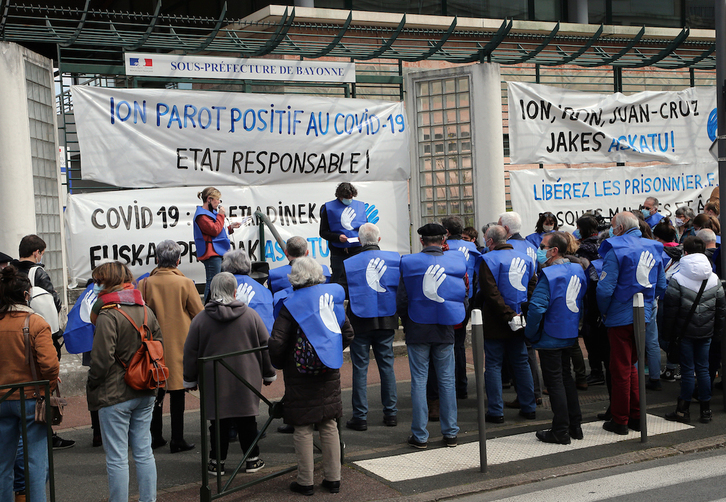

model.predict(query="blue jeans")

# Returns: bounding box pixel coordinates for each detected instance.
[679,337,711,402]
[407,343,459,442]
[0,400,48,502]
[349,329,397,420]
[202,256,222,303]
[645,303,661,379]
[484,337,536,416]
[98,396,157,502]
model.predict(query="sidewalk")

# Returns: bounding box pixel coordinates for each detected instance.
[50,345,726,501]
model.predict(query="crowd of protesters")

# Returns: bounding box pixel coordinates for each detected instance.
[3,184,725,500]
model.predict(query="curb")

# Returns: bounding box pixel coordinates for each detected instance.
[379,435,726,502]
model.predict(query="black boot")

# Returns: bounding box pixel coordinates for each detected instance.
[151,390,166,448]
[700,400,712,423]
[664,398,690,423]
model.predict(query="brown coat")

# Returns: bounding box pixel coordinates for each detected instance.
[268,306,354,426]
[183,300,276,420]
[87,304,163,411]
[139,268,204,390]
[0,306,59,399]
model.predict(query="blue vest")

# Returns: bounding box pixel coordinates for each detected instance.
[445,239,481,298]
[542,263,587,339]
[599,234,664,303]
[645,212,664,228]
[193,206,230,258]
[344,249,400,318]
[400,252,466,325]
[273,286,293,319]
[508,238,538,267]
[482,249,535,314]
[284,284,346,369]
[233,274,274,333]
[525,231,552,249]
[325,199,367,249]
[268,263,330,294]
[591,258,604,277]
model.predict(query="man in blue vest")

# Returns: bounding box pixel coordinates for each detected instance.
[476,225,538,423]
[343,223,400,431]
[442,216,480,401]
[641,197,665,229]
[497,212,543,406]
[319,182,366,286]
[397,223,466,449]
[268,236,331,295]
[525,231,587,444]
[597,211,666,435]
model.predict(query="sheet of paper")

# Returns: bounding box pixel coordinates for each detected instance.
[347,237,359,243]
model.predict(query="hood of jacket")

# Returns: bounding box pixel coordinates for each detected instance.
[678,253,714,282]
[204,299,247,322]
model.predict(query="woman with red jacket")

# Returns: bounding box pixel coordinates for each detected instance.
[193,187,241,302]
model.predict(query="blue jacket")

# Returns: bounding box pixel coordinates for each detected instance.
[525,260,586,349]
[596,228,666,326]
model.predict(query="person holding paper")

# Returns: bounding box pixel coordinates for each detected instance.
[319,182,366,286]
[193,187,241,303]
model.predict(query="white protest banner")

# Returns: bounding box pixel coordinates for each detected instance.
[125,52,356,83]
[509,163,718,233]
[72,86,410,188]
[507,82,716,165]
[64,181,409,285]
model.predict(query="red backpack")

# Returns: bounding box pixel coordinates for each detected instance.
[113,306,169,390]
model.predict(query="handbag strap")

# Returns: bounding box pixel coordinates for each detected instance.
[23,313,44,399]
[113,306,150,369]
[681,279,709,331]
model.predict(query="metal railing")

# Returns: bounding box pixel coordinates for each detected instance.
[0,381,56,502]
[197,346,290,501]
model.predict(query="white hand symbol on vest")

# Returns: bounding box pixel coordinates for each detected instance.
[80,289,98,323]
[423,264,447,303]
[566,275,581,313]
[236,283,256,305]
[636,250,655,288]
[527,247,537,262]
[457,246,470,261]
[508,257,527,292]
[341,207,356,231]
[320,293,341,333]
[366,258,387,293]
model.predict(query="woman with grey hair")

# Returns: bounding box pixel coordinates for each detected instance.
[675,206,696,243]
[268,257,354,496]
[184,272,277,476]
[221,249,274,333]
[139,240,204,452]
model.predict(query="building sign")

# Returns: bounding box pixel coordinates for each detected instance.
[125,52,356,83]
[72,86,410,188]
[507,82,716,165]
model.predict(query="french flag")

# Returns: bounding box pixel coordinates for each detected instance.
[129,58,153,67]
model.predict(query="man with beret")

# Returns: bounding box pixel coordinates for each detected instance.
[397,223,467,449]
[0,252,12,269]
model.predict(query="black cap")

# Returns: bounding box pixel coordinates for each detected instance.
[0,252,12,264]
[417,223,447,237]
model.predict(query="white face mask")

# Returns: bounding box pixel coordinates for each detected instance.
[543,224,555,232]
[674,218,686,227]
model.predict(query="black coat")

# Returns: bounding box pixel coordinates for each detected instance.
[268,305,354,425]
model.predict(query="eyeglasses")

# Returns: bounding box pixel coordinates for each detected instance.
[539,244,550,250]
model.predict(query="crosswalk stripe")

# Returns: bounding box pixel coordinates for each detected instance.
[354,414,692,482]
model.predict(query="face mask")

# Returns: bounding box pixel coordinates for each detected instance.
[536,248,548,265]
[93,283,104,295]
[674,218,686,227]
[543,224,555,232]
[341,198,352,206]
[608,226,615,238]
[573,229,582,240]
[641,209,651,219]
